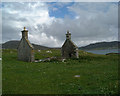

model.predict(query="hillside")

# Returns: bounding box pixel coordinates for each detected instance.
[79,41,120,50]
[2,40,50,50]
[1,40,120,50]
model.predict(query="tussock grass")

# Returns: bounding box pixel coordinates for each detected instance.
[2,49,119,94]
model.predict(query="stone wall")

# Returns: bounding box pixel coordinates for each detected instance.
[62,39,79,58]
[18,38,34,62]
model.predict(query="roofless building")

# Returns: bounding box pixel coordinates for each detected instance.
[61,30,79,58]
[17,27,34,62]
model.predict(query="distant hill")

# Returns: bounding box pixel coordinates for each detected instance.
[1,40,120,50]
[1,40,50,50]
[79,41,120,50]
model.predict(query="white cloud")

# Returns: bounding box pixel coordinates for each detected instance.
[2,2,118,47]
[43,2,118,47]
[2,2,56,46]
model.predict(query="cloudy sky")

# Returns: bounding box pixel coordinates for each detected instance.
[1,2,118,47]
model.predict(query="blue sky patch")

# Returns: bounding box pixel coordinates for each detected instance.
[48,2,76,19]
[0,2,4,8]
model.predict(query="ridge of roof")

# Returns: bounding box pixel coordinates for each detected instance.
[62,39,78,48]
[25,38,34,49]
[69,39,78,48]
[18,37,34,49]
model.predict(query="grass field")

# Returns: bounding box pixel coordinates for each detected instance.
[2,49,119,94]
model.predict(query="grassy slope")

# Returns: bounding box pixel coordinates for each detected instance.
[2,49,119,94]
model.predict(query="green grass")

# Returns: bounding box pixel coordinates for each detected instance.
[2,49,119,94]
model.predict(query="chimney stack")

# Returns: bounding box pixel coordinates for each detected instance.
[66,30,71,40]
[21,27,28,39]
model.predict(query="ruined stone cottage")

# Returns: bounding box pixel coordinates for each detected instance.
[61,31,79,58]
[17,27,34,62]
